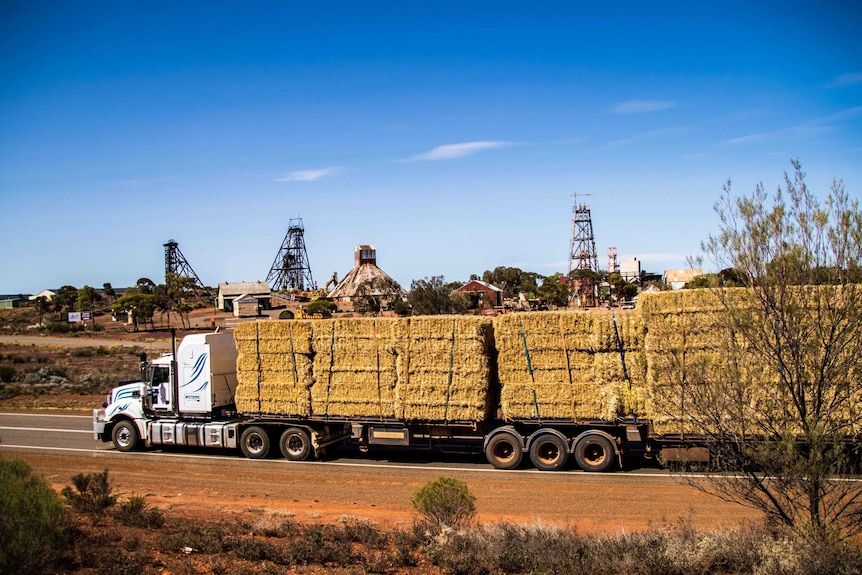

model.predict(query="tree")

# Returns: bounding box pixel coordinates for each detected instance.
[102,282,116,304]
[76,285,99,312]
[682,160,862,540]
[33,296,49,324]
[51,285,78,314]
[481,266,540,299]
[153,273,198,329]
[135,278,156,295]
[113,294,156,332]
[536,273,571,308]
[408,276,457,315]
[353,277,404,315]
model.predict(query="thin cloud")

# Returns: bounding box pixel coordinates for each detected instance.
[607,126,688,148]
[404,141,511,161]
[828,73,862,88]
[720,107,861,146]
[275,167,345,182]
[610,100,677,114]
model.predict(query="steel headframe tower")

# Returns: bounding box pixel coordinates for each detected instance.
[567,195,599,307]
[163,240,211,296]
[267,217,315,291]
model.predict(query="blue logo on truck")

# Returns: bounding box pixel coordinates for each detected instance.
[181,353,209,393]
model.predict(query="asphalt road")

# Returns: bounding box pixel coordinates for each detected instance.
[0,411,764,531]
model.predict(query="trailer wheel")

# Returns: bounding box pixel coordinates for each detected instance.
[574,433,616,472]
[529,433,569,471]
[240,426,270,459]
[485,430,523,470]
[112,420,139,452]
[279,427,312,461]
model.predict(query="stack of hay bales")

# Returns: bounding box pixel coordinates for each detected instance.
[493,310,645,421]
[235,316,495,422]
[234,321,313,416]
[310,318,398,419]
[592,312,649,418]
[395,316,495,422]
[639,289,750,434]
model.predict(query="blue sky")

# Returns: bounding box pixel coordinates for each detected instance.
[1,1,860,294]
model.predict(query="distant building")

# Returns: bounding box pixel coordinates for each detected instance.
[29,289,56,301]
[664,269,705,290]
[327,245,405,301]
[0,295,28,309]
[455,280,503,310]
[232,294,263,318]
[619,257,641,283]
[218,281,272,312]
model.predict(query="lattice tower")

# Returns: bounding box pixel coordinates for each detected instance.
[567,195,599,306]
[267,218,315,291]
[163,240,211,296]
[608,246,618,274]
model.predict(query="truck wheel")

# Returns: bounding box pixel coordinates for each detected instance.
[529,433,569,471]
[485,430,523,470]
[574,434,616,472]
[240,426,270,459]
[279,427,312,461]
[112,420,139,452]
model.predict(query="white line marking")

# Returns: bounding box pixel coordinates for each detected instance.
[0,413,92,419]
[0,444,677,477]
[0,426,92,434]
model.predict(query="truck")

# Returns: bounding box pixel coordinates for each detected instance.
[93,325,703,472]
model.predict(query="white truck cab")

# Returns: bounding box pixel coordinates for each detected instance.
[94,331,239,451]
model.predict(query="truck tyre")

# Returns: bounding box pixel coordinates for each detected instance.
[485,430,523,470]
[279,427,312,461]
[529,432,569,471]
[240,426,271,459]
[112,420,139,452]
[574,433,616,472]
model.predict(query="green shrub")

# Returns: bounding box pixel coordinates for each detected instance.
[161,519,228,554]
[115,494,164,528]
[411,476,476,530]
[278,310,295,320]
[61,469,117,516]
[0,365,15,383]
[306,299,336,316]
[0,456,69,574]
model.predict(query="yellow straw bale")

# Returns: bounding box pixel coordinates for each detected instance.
[311,319,398,418]
[494,311,642,420]
[234,320,315,416]
[395,316,495,422]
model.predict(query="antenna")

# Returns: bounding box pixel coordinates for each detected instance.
[266,217,315,291]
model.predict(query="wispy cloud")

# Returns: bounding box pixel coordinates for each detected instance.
[275,167,345,182]
[610,100,676,114]
[403,141,512,161]
[828,73,862,88]
[720,106,862,146]
[607,126,688,148]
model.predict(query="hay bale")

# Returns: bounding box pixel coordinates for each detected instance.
[311,319,398,418]
[395,316,496,421]
[234,321,314,416]
[494,311,645,420]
